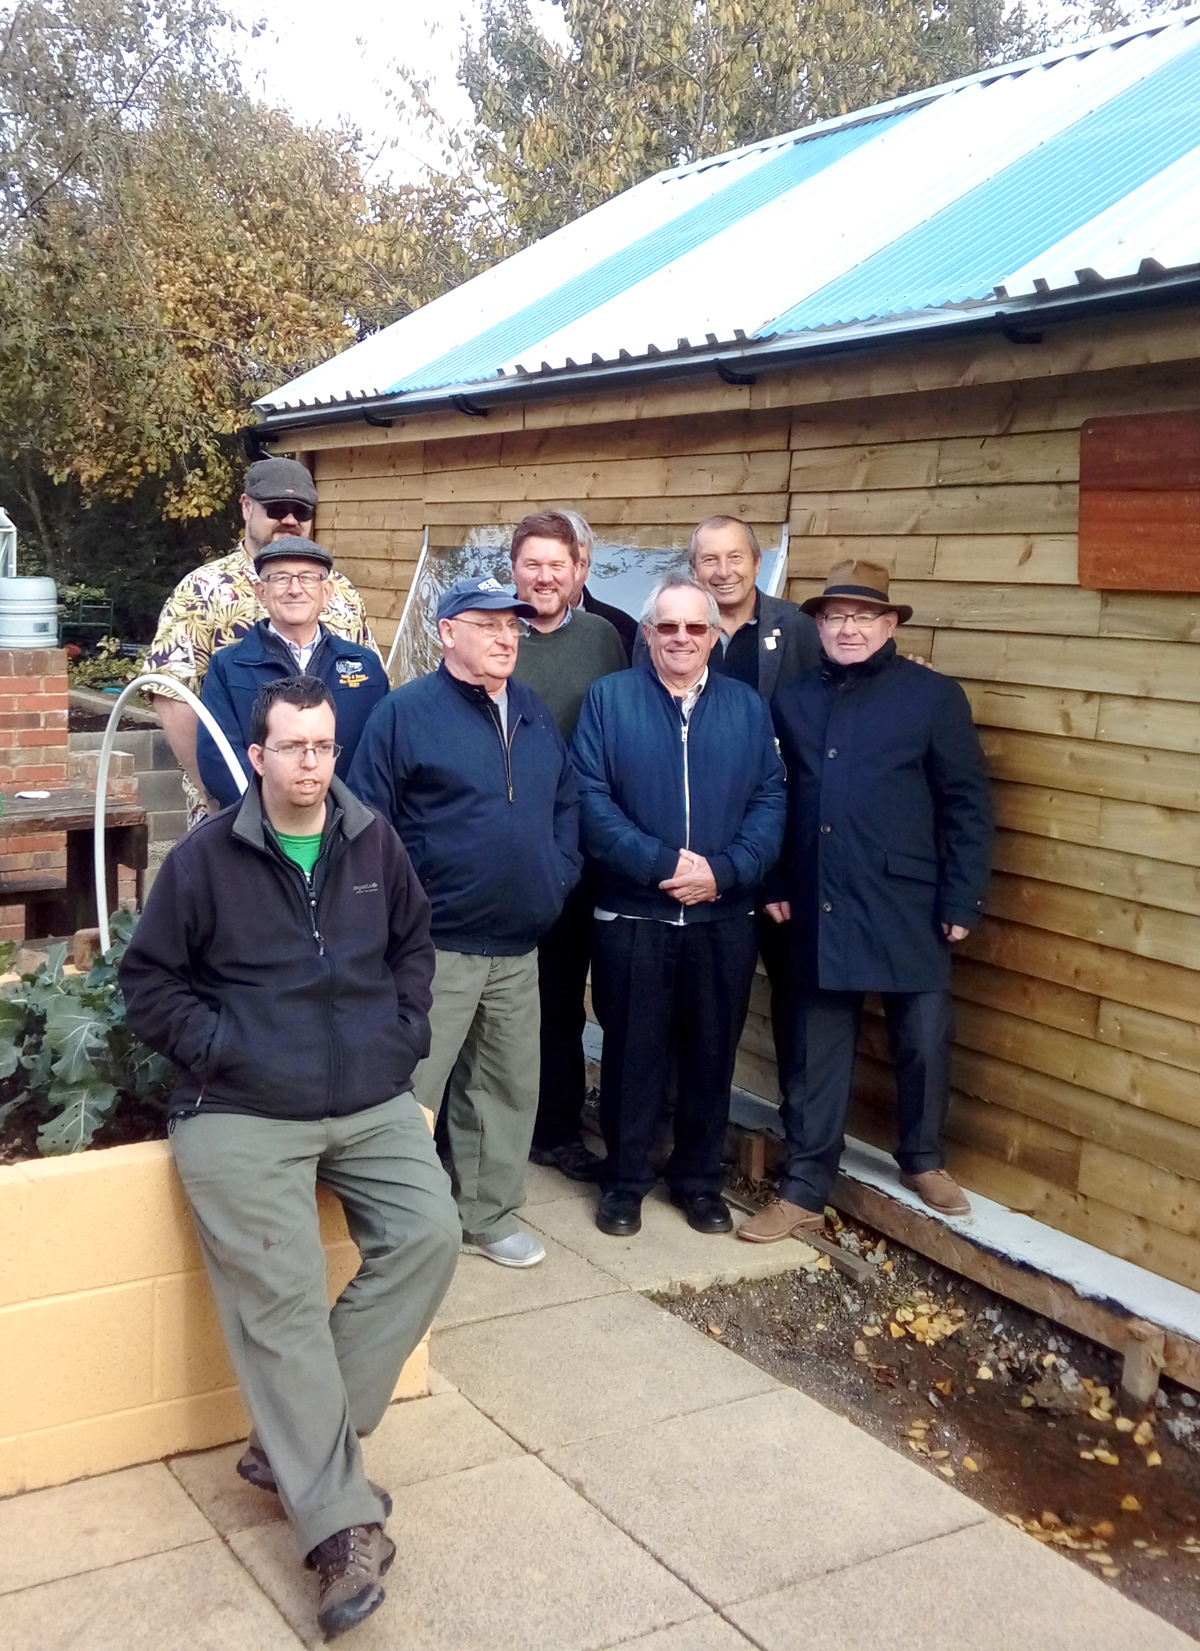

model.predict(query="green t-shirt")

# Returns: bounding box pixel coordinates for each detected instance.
[276,830,323,879]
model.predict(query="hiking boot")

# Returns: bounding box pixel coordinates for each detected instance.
[309,1524,395,1641]
[901,1169,971,1216]
[236,1445,392,1520]
[529,1138,604,1182]
[461,1227,546,1267]
[736,1197,827,1244]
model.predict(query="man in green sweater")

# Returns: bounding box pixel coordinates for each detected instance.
[511,510,628,1179]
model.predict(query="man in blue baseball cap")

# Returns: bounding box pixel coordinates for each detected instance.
[348,577,581,1267]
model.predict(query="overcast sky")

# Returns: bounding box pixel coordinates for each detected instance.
[222,0,568,182]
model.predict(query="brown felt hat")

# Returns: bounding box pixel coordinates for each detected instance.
[800,558,912,624]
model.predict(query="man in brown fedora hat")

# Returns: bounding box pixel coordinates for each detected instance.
[738,559,993,1240]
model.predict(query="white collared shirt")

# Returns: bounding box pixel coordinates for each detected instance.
[269,622,321,672]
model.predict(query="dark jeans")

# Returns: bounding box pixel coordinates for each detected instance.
[590,913,758,1198]
[778,987,954,1211]
[533,879,593,1149]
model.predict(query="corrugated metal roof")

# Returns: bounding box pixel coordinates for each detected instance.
[258,9,1200,420]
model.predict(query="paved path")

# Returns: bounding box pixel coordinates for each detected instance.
[0,1163,1192,1649]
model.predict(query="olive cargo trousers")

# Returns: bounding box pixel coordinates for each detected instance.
[170,1094,460,1555]
[412,948,540,1243]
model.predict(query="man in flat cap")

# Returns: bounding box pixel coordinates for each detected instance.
[349,577,581,1268]
[146,457,377,825]
[198,536,388,808]
[739,560,993,1241]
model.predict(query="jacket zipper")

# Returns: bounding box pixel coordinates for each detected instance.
[677,701,692,927]
[487,701,520,803]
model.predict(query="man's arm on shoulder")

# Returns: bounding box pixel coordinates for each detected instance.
[570,683,677,887]
[118,850,219,1076]
[929,680,994,932]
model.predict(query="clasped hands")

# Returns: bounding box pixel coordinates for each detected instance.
[659,849,718,906]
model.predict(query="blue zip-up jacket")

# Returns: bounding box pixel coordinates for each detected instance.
[198,621,388,807]
[570,664,785,923]
[347,665,581,956]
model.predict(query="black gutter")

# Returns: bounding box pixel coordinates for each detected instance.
[246,268,1200,446]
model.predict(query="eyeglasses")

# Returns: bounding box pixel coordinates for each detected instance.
[263,741,341,760]
[263,501,315,522]
[451,616,530,638]
[260,570,327,589]
[652,621,712,637]
[821,611,889,629]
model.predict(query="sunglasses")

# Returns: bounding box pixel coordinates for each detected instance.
[652,620,711,637]
[263,500,316,523]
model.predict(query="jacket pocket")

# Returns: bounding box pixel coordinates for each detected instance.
[200,1008,228,1080]
[885,851,940,885]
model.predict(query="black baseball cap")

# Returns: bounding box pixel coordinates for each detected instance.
[437,577,536,623]
[253,536,333,576]
[244,457,318,507]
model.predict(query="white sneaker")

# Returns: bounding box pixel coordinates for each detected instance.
[461,1228,546,1268]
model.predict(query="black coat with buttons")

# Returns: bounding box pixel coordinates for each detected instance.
[770,640,993,993]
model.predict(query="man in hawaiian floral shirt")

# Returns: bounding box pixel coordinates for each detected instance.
[145,457,378,826]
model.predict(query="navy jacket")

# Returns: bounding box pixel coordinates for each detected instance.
[771,640,994,993]
[570,665,785,923]
[347,665,581,956]
[634,591,818,702]
[119,778,434,1120]
[198,621,388,807]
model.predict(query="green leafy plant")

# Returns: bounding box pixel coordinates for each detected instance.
[0,911,175,1154]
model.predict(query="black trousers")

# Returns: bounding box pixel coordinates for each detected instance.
[591,913,758,1198]
[532,879,594,1149]
[779,988,954,1211]
[755,906,792,1094]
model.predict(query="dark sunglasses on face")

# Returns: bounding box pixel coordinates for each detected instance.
[263,501,316,523]
[653,620,711,637]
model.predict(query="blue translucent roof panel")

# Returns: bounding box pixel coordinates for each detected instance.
[768,34,1200,332]
[386,113,910,394]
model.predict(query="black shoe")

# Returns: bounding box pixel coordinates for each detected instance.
[596,1190,642,1236]
[670,1190,734,1234]
[529,1138,604,1182]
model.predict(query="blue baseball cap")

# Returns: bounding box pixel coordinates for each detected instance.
[437,576,536,623]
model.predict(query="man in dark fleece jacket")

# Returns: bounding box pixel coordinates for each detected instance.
[348,576,581,1271]
[120,676,460,1643]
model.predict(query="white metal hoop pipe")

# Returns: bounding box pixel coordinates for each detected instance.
[92,673,248,954]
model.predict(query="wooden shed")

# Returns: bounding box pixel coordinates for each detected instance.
[254,17,1200,1298]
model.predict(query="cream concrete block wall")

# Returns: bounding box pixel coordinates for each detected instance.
[0,1140,430,1497]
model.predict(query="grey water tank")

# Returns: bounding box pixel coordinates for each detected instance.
[0,577,59,647]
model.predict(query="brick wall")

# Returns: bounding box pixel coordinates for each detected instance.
[0,649,70,943]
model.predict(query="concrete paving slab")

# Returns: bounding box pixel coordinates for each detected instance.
[168,1442,284,1540]
[169,1393,520,1537]
[605,1616,758,1649]
[1,1537,304,1650]
[426,1366,457,1394]
[521,1160,597,1206]
[544,1387,985,1608]
[726,1518,1196,1651]
[434,1230,624,1331]
[433,1292,778,1450]
[0,1461,215,1594]
[525,1188,820,1295]
[361,1389,523,1487]
[231,1454,706,1651]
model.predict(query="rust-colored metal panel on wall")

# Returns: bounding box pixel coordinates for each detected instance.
[1079,411,1200,592]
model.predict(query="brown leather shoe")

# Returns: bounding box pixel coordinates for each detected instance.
[901,1169,971,1216]
[309,1523,395,1641]
[736,1197,826,1244]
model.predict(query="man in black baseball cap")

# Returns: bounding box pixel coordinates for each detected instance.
[349,575,581,1269]
[144,458,377,829]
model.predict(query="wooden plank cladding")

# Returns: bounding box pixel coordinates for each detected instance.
[1079,411,1200,593]
[296,307,1200,1294]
